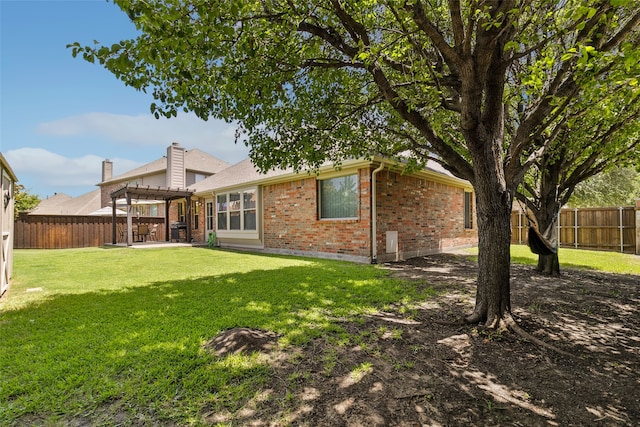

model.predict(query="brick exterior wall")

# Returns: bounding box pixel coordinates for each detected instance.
[208,165,477,263]
[166,199,209,243]
[262,168,372,262]
[100,182,125,208]
[375,170,478,262]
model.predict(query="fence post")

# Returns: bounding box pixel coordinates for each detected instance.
[636,199,640,255]
[574,208,579,249]
[619,207,624,253]
[518,210,523,244]
[557,209,561,248]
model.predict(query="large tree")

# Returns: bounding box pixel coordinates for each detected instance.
[516,73,640,275]
[70,0,640,328]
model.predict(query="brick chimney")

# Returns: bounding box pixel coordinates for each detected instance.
[102,159,113,182]
[166,142,186,188]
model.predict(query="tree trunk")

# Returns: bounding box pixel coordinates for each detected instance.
[534,192,561,276]
[465,184,513,328]
[537,253,559,275]
[529,155,562,276]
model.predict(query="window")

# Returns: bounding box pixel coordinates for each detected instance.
[206,201,214,230]
[464,191,473,229]
[216,194,227,230]
[216,189,258,232]
[178,201,186,223]
[243,190,257,230]
[319,174,358,219]
[193,202,199,230]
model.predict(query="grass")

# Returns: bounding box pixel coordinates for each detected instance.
[2,245,637,425]
[464,244,640,275]
[0,247,431,426]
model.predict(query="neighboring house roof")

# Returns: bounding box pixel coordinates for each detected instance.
[190,157,470,195]
[30,189,101,215]
[100,148,231,186]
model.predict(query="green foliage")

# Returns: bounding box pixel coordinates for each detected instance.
[569,167,640,207]
[13,183,40,216]
[0,247,430,425]
[67,1,640,181]
[68,1,640,321]
[207,231,217,247]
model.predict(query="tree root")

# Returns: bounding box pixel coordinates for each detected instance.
[502,313,574,359]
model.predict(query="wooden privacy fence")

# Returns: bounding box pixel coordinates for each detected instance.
[15,214,166,249]
[512,204,640,254]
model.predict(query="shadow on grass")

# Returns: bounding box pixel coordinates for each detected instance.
[0,262,419,425]
[5,250,638,426]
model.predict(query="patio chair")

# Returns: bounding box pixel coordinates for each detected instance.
[149,224,158,241]
[137,224,149,242]
[117,224,126,243]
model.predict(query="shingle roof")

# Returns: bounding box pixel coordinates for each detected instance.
[100,148,231,185]
[189,158,292,193]
[30,189,101,215]
[190,157,468,195]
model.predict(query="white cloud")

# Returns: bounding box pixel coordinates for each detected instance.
[5,148,141,196]
[36,112,249,163]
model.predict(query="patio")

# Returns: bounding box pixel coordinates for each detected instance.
[109,184,194,246]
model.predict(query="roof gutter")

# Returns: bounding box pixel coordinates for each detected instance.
[371,161,385,264]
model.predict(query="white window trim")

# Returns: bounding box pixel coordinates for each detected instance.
[464,191,474,229]
[215,187,259,239]
[318,173,360,221]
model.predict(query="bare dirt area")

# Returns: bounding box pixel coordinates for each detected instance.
[223,253,640,426]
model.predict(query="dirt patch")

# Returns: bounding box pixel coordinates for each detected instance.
[204,327,279,357]
[226,253,640,426]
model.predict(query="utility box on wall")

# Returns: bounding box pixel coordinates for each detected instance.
[386,230,398,254]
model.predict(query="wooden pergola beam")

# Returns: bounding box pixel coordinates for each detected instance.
[109,184,194,245]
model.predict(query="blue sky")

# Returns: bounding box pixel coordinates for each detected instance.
[1,0,250,198]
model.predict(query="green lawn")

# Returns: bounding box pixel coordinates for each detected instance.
[463,244,640,275]
[1,246,637,425]
[0,247,429,426]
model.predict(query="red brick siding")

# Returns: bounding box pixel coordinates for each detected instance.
[263,169,372,259]
[165,199,209,242]
[376,171,477,260]
[100,183,125,208]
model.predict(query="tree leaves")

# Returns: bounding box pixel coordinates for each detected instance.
[68,0,639,184]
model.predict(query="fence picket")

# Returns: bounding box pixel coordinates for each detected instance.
[14,214,165,249]
[511,206,637,254]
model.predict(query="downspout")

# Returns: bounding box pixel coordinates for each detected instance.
[371,162,385,264]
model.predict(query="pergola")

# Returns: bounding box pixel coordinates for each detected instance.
[110,184,194,246]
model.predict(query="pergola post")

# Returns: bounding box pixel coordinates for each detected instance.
[165,200,171,242]
[109,184,194,245]
[186,195,192,242]
[111,197,117,244]
[126,192,133,246]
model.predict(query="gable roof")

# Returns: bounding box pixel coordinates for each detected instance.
[30,189,101,215]
[190,157,471,195]
[99,148,231,186]
[189,158,292,194]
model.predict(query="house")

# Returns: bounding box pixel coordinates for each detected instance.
[98,142,231,214]
[30,190,102,215]
[29,142,230,219]
[1,153,17,296]
[23,142,477,260]
[187,157,477,263]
